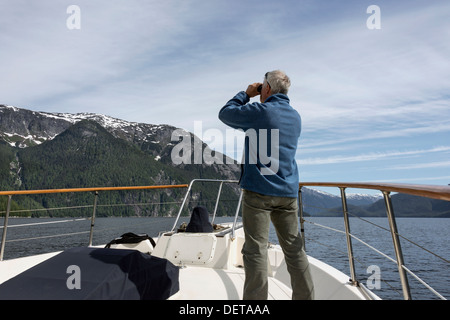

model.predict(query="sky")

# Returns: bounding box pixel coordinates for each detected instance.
[0,0,449,195]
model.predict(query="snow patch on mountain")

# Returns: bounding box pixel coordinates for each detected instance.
[347,193,383,201]
[0,104,169,148]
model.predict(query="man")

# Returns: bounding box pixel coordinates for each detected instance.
[218,70,314,300]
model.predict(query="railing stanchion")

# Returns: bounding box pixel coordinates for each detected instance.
[211,181,224,225]
[171,180,195,232]
[88,191,98,246]
[382,190,412,300]
[171,179,239,232]
[340,187,358,285]
[0,195,12,261]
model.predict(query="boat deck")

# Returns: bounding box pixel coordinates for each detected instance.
[169,266,292,300]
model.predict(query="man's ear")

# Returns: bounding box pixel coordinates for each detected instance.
[260,83,272,102]
[265,84,272,97]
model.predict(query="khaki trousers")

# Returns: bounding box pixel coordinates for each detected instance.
[241,189,315,300]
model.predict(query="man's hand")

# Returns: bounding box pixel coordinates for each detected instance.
[246,82,263,98]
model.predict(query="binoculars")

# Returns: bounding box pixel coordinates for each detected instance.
[257,84,262,93]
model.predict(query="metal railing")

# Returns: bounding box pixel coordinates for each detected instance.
[298,182,450,300]
[169,179,242,238]
[1,180,449,300]
[0,180,243,260]
[0,184,188,260]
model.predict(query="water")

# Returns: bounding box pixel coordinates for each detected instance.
[1,216,449,300]
[296,217,450,300]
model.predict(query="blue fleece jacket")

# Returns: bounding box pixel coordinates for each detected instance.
[219,91,301,198]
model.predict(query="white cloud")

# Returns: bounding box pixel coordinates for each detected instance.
[388,161,450,170]
[299,146,450,166]
[371,175,450,183]
[2,1,449,132]
[282,3,450,143]
[300,118,450,150]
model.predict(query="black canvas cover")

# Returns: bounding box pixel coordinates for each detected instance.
[0,247,179,300]
[186,206,214,233]
[105,232,156,248]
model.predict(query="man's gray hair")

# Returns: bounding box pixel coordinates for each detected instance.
[265,70,291,95]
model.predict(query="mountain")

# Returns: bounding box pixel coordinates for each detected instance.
[299,187,383,215]
[0,105,71,148]
[304,190,450,218]
[0,104,241,217]
[365,193,450,218]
